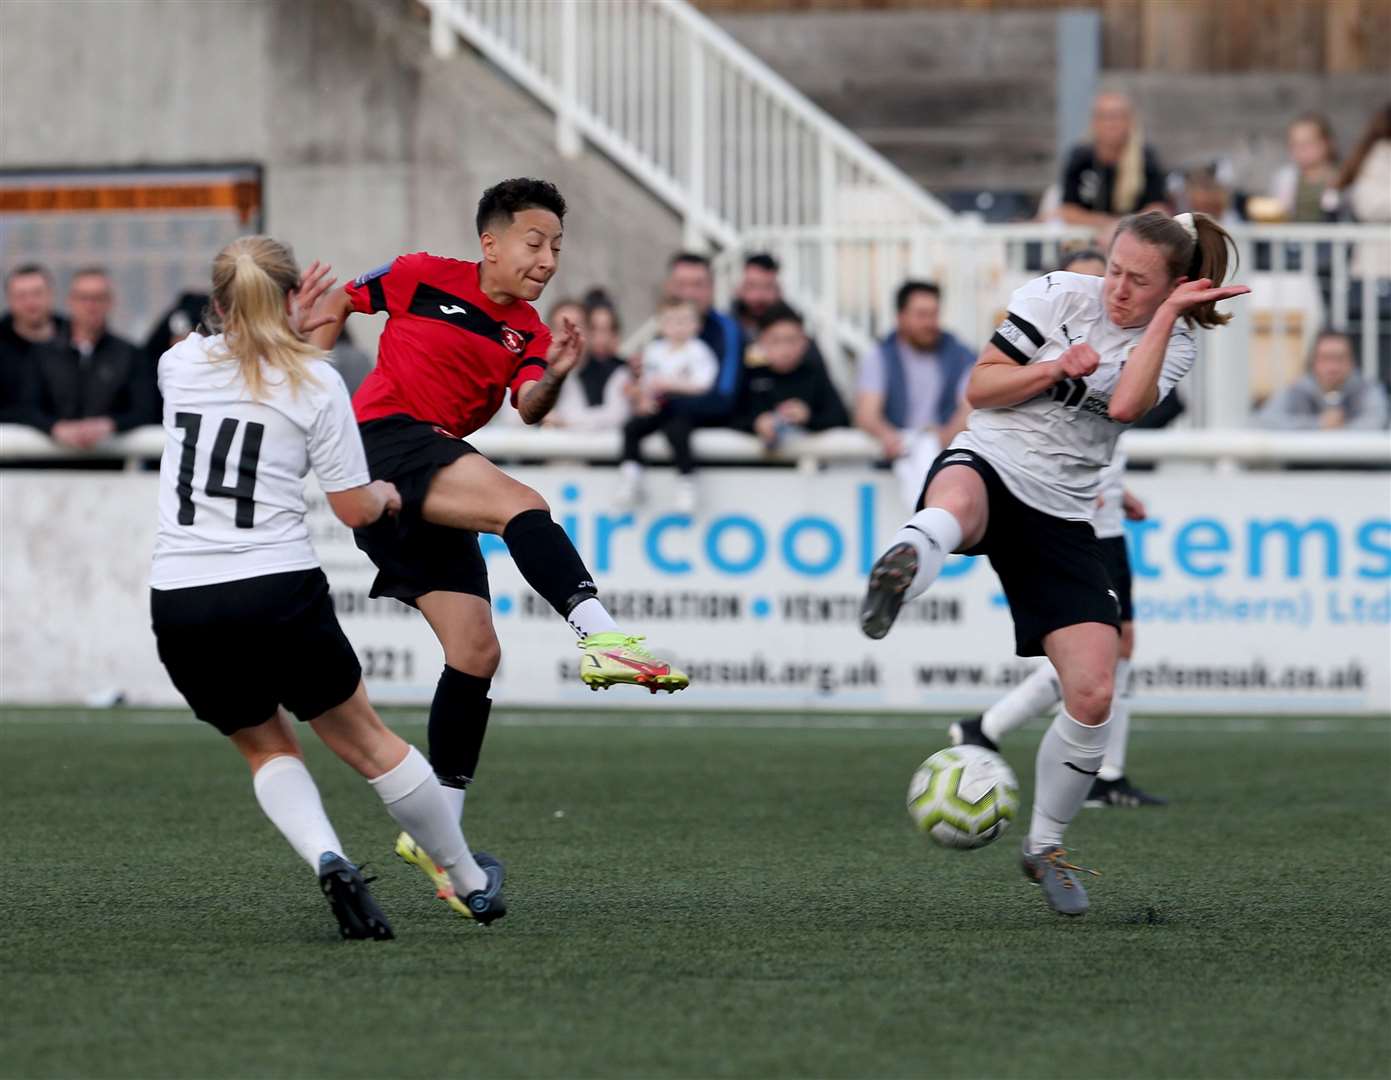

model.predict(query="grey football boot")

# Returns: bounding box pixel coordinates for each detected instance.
[860,542,919,639]
[1020,845,1100,917]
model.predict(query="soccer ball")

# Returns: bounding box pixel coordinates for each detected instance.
[907,745,1020,849]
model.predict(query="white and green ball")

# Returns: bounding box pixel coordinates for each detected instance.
[907,745,1020,849]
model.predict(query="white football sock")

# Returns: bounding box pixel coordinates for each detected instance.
[440,784,467,823]
[252,755,343,872]
[1026,708,1111,853]
[567,596,620,639]
[369,746,487,895]
[1099,658,1133,782]
[890,507,963,601]
[981,662,1062,744]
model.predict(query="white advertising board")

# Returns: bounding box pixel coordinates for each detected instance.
[2,467,1387,714]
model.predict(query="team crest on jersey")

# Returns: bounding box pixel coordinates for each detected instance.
[499,325,526,355]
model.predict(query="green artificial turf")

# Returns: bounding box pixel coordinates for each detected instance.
[2,710,1389,1079]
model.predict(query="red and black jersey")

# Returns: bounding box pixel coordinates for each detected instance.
[345,253,550,436]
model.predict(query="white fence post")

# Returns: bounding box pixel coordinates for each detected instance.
[684,30,706,251]
[556,0,581,158]
[428,0,457,59]
[817,136,840,375]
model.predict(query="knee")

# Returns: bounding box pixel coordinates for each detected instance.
[1066,677,1114,726]
[505,486,550,520]
[446,630,501,679]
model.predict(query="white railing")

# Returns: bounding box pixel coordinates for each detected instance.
[422,0,953,260]
[717,221,1391,427]
[3,424,1387,472]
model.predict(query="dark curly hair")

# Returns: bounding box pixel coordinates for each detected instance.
[475,178,567,236]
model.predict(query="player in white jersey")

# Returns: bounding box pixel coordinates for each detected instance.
[948,250,1165,807]
[860,211,1248,915]
[950,450,1168,806]
[150,236,505,939]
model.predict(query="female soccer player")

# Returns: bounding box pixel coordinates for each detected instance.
[150,236,505,940]
[305,179,687,893]
[860,211,1248,916]
[951,249,1164,808]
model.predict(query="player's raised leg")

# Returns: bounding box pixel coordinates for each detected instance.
[423,453,688,693]
[861,463,987,639]
[1019,622,1114,916]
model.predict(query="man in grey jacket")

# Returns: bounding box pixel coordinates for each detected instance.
[1257,330,1389,430]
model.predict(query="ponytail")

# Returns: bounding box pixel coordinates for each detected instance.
[208,235,322,399]
[1112,210,1239,330]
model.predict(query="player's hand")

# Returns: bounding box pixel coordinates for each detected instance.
[289,260,340,336]
[371,480,402,519]
[546,316,585,377]
[1056,343,1100,380]
[1163,278,1251,316]
[1122,488,1147,521]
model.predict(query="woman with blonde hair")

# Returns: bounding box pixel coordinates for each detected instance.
[861,211,1248,916]
[149,236,505,940]
[1060,92,1169,239]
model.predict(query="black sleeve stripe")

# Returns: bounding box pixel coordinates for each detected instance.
[1007,312,1044,348]
[512,357,549,380]
[991,331,1031,365]
[366,275,387,313]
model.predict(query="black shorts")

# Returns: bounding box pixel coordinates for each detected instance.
[1098,535,1134,622]
[355,414,490,605]
[151,569,361,736]
[920,449,1121,656]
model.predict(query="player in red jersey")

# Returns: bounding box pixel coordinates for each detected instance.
[307,179,686,876]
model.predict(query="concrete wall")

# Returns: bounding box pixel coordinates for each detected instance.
[0,0,682,347]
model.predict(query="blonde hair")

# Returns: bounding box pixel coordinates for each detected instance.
[207,235,322,399]
[1112,210,1238,330]
[1113,115,1145,215]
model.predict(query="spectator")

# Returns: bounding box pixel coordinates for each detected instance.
[1060,92,1168,240]
[735,302,848,449]
[617,298,719,513]
[731,253,782,340]
[143,290,208,364]
[662,252,744,426]
[35,267,156,448]
[1270,113,1341,222]
[0,264,65,428]
[545,292,631,430]
[1182,165,1242,227]
[1338,102,1391,224]
[855,280,975,508]
[1256,330,1388,431]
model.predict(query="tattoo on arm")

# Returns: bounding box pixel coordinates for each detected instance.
[518,370,564,424]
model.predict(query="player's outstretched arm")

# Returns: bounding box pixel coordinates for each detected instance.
[305,291,354,352]
[1110,279,1249,422]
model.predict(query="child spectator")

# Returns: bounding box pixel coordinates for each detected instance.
[735,303,848,449]
[617,298,718,513]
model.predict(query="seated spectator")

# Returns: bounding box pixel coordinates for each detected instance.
[735,302,848,449]
[1338,102,1391,224]
[1060,92,1168,242]
[731,253,783,341]
[662,252,744,427]
[35,267,156,448]
[0,264,66,428]
[1256,330,1388,430]
[545,292,631,430]
[1182,165,1242,227]
[855,280,975,508]
[618,298,719,513]
[1270,113,1340,222]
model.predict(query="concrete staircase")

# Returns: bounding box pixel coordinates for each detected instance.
[712,10,1058,203]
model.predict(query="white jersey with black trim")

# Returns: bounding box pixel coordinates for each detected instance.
[150,332,370,590]
[953,271,1195,521]
[1092,451,1127,540]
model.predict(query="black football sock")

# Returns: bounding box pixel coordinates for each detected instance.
[428,666,492,804]
[502,508,614,635]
